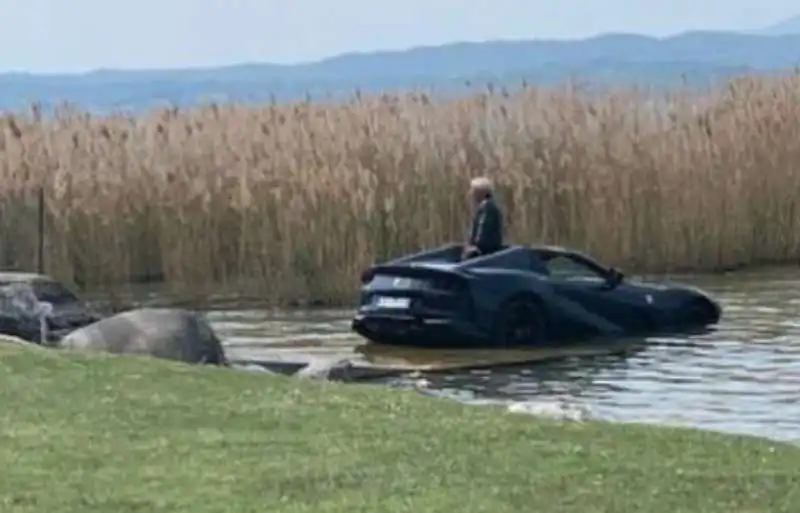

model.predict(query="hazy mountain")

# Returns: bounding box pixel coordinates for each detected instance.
[2,30,800,113]
[757,15,800,35]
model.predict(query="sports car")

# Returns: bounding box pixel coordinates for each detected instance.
[350,243,722,348]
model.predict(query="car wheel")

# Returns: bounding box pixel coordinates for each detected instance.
[494,296,547,347]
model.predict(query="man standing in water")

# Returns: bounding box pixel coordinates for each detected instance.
[463,176,504,260]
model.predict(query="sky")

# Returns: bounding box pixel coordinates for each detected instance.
[0,0,797,73]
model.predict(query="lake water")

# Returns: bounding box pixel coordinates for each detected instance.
[203,268,800,443]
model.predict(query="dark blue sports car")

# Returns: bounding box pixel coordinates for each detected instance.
[351,243,722,348]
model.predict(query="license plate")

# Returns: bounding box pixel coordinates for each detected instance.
[375,296,410,309]
[392,277,412,288]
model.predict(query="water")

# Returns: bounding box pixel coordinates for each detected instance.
[204,268,800,443]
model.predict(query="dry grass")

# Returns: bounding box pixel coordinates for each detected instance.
[1,74,800,306]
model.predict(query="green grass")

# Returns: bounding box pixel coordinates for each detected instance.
[1,343,798,513]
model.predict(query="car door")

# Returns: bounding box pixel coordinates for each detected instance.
[542,254,654,331]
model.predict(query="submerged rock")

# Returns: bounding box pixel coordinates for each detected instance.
[57,308,227,365]
[293,358,357,381]
[231,362,277,374]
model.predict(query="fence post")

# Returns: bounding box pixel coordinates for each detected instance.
[37,186,44,274]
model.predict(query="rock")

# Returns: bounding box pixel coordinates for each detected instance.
[57,308,227,365]
[293,358,357,381]
[0,334,33,346]
[506,400,591,422]
[0,282,51,344]
[230,363,277,374]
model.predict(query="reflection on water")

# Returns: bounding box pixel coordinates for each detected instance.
[203,267,800,442]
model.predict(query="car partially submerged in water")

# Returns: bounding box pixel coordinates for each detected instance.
[351,243,722,348]
[0,272,102,344]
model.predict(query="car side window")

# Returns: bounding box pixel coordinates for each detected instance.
[544,255,606,281]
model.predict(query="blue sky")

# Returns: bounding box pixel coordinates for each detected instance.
[1,0,796,73]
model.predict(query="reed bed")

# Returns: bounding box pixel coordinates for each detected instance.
[1,74,800,305]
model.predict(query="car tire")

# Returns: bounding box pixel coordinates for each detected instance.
[494,295,548,348]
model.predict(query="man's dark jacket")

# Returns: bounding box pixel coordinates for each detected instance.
[469,195,503,255]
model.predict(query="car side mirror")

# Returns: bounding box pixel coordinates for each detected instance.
[606,267,624,288]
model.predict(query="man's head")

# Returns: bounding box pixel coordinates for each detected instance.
[469,176,494,204]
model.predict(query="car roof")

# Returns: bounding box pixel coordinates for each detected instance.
[449,244,613,276]
[528,244,573,255]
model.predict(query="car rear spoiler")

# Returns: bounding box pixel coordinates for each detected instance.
[359,264,468,285]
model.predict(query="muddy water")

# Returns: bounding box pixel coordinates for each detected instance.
[205,268,800,442]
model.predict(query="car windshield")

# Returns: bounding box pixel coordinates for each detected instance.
[542,255,606,281]
[31,280,80,306]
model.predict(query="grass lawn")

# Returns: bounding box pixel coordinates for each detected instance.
[1,343,798,513]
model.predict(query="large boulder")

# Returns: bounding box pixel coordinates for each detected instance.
[57,308,228,365]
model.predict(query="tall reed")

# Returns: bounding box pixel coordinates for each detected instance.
[1,74,799,305]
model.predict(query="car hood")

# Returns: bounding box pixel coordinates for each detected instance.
[634,279,718,301]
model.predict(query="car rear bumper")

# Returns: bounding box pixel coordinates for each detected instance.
[351,312,488,348]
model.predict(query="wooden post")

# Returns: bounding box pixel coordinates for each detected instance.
[37,186,44,274]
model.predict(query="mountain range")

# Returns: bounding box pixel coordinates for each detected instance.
[2,17,800,113]
[757,15,800,35]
